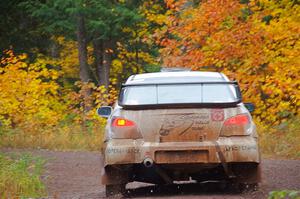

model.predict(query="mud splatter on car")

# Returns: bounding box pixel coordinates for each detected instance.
[98,71,261,197]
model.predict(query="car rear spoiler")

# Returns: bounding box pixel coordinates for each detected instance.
[122,81,240,87]
[119,81,242,110]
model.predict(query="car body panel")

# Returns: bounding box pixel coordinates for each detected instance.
[103,136,260,166]
[103,105,259,166]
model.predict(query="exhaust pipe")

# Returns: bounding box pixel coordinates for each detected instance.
[143,158,173,183]
[143,158,154,168]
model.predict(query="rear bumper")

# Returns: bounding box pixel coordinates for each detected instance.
[103,136,260,166]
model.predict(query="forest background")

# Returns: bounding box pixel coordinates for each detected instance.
[0,0,299,158]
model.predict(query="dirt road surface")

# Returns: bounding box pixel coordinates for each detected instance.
[2,149,300,198]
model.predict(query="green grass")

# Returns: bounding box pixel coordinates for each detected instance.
[268,190,300,199]
[0,153,46,198]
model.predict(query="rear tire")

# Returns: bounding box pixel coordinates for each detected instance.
[228,182,258,193]
[105,184,126,197]
[240,183,259,192]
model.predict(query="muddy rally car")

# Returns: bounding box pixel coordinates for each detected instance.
[98,71,261,196]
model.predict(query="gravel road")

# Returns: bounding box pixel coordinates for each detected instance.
[2,150,300,199]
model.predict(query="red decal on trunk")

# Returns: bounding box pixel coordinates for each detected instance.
[211,109,224,121]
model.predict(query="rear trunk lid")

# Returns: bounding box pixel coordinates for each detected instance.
[119,108,233,142]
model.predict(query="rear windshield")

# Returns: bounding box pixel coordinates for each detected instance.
[120,83,240,106]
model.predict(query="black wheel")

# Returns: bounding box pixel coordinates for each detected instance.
[228,182,259,193]
[105,184,126,197]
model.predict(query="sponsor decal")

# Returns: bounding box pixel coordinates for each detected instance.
[211,109,224,121]
[225,145,257,152]
[107,148,140,154]
[159,113,210,136]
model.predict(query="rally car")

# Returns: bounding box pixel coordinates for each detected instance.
[98,71,261,196]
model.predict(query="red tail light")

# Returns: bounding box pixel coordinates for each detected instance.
[112,118,135,127]
[224,114,249,126]
[221,114,251,136]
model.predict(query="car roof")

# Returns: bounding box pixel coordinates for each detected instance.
[125,71,229,85]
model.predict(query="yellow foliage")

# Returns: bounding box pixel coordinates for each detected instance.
[111,43,158,79]
[45,36,94,80]
[244,0,300,124]
[0,50,66,131]
[0,50,112,150]
[64,81,118,124]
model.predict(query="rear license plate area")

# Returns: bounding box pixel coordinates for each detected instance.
[155,150,208,164]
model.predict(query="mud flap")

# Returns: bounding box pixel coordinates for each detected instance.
[214,141,236,179]
[101,165,130,185]
[231,163,262,183]
[214,141,261,183]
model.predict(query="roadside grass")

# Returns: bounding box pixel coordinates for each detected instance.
[258,117,300,159]
[268,190,300,199]
[0,153,46,198]
[0,123,104,151]
[1,117,299,159]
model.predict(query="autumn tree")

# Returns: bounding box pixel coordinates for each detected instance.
[249,0,300,124]
[160,0,299,125]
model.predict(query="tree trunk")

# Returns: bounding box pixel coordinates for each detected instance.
[50,40,59,58]
[76,14,90,83]
[135,38,140,73]
[101,40,115,89]
[76,13,91,118]
[93,38,103,86]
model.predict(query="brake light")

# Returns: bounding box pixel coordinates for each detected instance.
[112,118,135,127]
[224,114,249,126]
[220,114,251,136]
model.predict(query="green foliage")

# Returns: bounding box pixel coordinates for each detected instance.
[20,0,77,36]
[0,0,51,53]
[144,64,162,73]
[88,0,143,39]
[21,0,143,40]
[18,0,161,87]
[268,190,300,199]
[0,153,46,198]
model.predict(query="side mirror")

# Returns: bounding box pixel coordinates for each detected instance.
[97,106,112,118]
[244,103,255,113]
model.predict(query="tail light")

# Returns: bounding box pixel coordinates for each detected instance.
[220,114,251,136]
[112,118,135,127]
[224,114,249,126]
[110,117,142,139]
